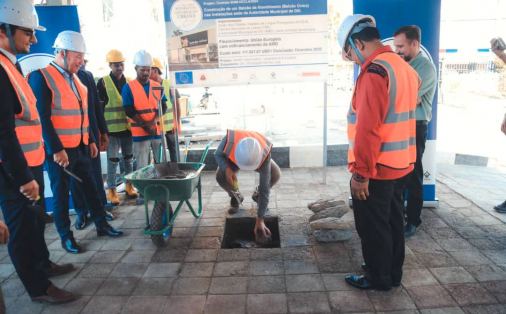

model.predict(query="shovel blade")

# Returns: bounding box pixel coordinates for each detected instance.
[154,162,179,178]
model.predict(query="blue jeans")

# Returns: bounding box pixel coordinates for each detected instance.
[45,144,108,240]
[107,135,134,189]
[72,151,107,216]
[0,165,52,297]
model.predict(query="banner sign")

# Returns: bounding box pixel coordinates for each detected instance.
[163,0,328,87]
[353,0,441,204]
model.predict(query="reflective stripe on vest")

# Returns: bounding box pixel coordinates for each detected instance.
[103,75,131,132]
[162,79,174,130]
[223,129,273,170]
[347,51,418,170]
[129,79,162,137]
[0,54,44,166]
[39,65,89,148]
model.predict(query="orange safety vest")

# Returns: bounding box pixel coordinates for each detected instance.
[223,129,273,170]
[128,79,162,137]
[0,54,44,167]
[38,65,89,148]
[347,51,420,170]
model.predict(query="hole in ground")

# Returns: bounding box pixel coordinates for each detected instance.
[221,217,280,249]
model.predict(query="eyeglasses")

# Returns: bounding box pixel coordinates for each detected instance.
[344,44,353,61]
[17,27,36,40]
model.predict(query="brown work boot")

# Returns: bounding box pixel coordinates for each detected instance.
[43,262,74,278]
[125,182,138,198]
[109,189,120,205]
[30,284,77,305]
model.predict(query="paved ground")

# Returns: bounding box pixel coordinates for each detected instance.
[1,164,506,314]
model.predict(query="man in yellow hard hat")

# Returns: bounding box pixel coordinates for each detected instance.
[150,58,181,162]
[97,49,138,207]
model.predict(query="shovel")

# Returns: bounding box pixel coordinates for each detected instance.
[152,86,179,178]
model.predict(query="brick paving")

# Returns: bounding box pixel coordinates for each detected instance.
[2,164,505,313]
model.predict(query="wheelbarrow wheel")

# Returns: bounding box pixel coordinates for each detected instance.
[150,201,173,247]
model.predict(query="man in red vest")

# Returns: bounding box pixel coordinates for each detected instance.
[214,130,281,237]
[337,14,419,290]
[28,31,123,255]
[0,0,76,304]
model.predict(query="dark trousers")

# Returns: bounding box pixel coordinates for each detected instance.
[0,165,52,297]
[352,175,408,288]
[405,124,428,226]
[45,144,107,240]
[165,132,178,162]
[72,153,107,217]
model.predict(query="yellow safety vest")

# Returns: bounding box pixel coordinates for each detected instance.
[103,75,131,132]
[162,79,174,131]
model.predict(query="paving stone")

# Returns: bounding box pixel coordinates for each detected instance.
[249,248,282,260]
[64,278,104,295]
[415,252,460,268]
[217,249,249,261]
[313,243,348,259]
[121,250,156,263]
[195,227,224,237]
[286,274,325,292]
[481,250,506,264]
[89,250,126,264]
[209,276,248,294]
[0,264,15,279]
[406,285,458,309]
[205,294,246,314]
[199,218,225,227]
[465,265,506,282]
[163,295,206,314]
[247,294,287,314]
[425,227,461,239]
[130,239,158,251]
[132,277,175,295]
[249,261,284,276]
[468,238,505,250]
[109,263,148,278]
[96,277,139,295]
[481,281,506,303]
[461,304,506,314]
[175,218,200,228]
[122,296,168,314]
[406,238,445,254]
[172,227,197,238]
[449,251,494,266]
[185,249,218,262]
[100,238,135,251]
[467,215,504,226]
[248,276,286,294]
[317,258,354,273]
[151,248,188,262]
[286,292,331,314]
[6,294,48,314]
[284,259,319,274]
[445,283,499,306]
[172,277,210,295]
[143,263,181,277]
[367,288,417,312]
[321,273,354,291]
[281,247,315,260]
[213,261,249,277]
[454,227,489,239]
[168,238,194,249]
[436,238,475,252]
[328,290,374,313]
[40,295,91,314]
[180,262,214,277]
[281,234,311,247]
[419,308,465,314]
[402,268,439,287]
[81,296,129,314]
[78,263,115,278]
[429,267,476,284]
[191,237,221,249]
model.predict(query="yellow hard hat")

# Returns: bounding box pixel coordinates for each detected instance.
[152,58,164,71]
[106,49,126,63]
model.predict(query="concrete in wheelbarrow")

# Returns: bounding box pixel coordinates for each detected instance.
[2,164,506,314]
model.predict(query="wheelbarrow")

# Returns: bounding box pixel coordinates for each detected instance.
[123,142,213,247]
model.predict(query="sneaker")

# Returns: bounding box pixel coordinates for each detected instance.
[136,194,145,205]
[493,200,506,214]
[227,196,243,214]
[404,223,419,238]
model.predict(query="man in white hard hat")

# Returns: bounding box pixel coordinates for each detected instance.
[0,0,77,304]
[393,25,437,237]
[337,14,419,290]
[122,50,167,205]
[97,49,138,207]
[214,129,281,237]
[28,31,123,255]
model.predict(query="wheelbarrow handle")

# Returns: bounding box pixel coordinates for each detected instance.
[200,141,214,163]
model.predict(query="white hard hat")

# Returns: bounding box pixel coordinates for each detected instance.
[235,137,263,171]
[53,31,86,53]
[133,50,154,66]
[0,0,46,31]
[337,14,376,59]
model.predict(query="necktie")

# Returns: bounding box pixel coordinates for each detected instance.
[14,61,23,74]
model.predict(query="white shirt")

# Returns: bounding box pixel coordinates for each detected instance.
[0,47,17,65]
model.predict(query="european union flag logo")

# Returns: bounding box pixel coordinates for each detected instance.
[175,72,193,85]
